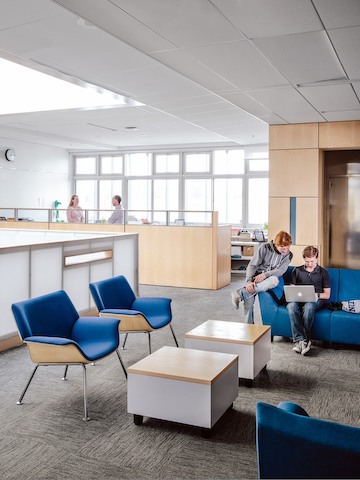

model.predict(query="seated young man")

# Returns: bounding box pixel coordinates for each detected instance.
[287,245,331,355]
[232,230,293,324]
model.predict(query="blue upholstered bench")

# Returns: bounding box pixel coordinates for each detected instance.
[258,267,360,345]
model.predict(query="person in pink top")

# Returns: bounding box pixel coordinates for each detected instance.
[66,194,85,223]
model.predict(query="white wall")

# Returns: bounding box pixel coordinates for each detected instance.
[0,137,71,208]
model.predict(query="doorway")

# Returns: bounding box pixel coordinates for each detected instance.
[325,151,360,269]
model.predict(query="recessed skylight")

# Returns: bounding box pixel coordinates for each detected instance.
[0,57,139,115]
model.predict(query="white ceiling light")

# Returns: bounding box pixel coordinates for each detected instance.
[0,58,139,115]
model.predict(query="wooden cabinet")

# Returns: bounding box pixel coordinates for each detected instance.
[231,240,259,274]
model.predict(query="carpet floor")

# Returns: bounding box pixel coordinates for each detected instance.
[0,278,359,479]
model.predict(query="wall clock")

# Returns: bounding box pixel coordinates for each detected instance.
[5,149,16,161]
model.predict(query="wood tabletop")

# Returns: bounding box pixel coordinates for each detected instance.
[127,346,238,384]
[185,320,271,345]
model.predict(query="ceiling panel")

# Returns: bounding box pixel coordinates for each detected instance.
[151,49,237,93]
[184,41,288,90]
[313,0,360,28]
[212,0,322,39]
[253,31,346,85]
[110,0,244,48]
[52,0,175,53]
[322,110,360,122]
[0,0,63,30]
[298,84,360,112]
[0,0,359,150]
[248,87,325,123]
[328,26,360,80]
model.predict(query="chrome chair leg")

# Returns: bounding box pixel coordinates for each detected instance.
[17,365,39,405]
[121,333,128,350]
[169,324,179,347]
[115,349,127,378]
[147,332,151,354]
[62,365,69,380]
[82,364,90,421]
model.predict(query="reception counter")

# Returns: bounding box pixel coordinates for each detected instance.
[0,229,138,350]
[0,211,230,290]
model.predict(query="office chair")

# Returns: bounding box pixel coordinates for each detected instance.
[12,290,127,421]
[89,275,179,354]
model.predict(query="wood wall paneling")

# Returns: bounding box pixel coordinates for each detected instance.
[319,121,360,149]
[268,197,290,241]
[269,149,319,197]
[270,123,319,150]
[295,197,319,246]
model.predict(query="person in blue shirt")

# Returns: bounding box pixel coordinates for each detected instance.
[108,195,124,224]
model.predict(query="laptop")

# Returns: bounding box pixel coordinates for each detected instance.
[284,285,316,303]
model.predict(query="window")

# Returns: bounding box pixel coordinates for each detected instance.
[153,179,179,210]
[75,180,97,223]
[99,180,123,210]
[75,157,96,175]
[214,149,244,174]
[248,178,269,225]
[73,146,269,227]
[125,153,152,176]
[248,159,269,172]
[128,179,152,211]
[184,153,210,173]
[184,179,212,211]
[101,155,123,174]
[214,178,243,224]
[155,154,179,173]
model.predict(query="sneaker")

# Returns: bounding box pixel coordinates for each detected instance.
[292,341,302,353]
[301,340,312,355]
[231,290,240,309]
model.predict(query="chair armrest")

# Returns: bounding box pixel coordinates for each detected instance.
[277,401,309,417]
[100,308,143,316]
[71,316,120,343]
[24,336,78,346]
[132,297,172,317]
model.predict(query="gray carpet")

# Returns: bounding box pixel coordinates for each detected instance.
[1,278,360,480]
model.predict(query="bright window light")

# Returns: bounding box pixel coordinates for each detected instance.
[0,58,134,115]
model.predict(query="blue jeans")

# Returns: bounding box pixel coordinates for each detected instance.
[238,275,279,324]
[287,300,323,342]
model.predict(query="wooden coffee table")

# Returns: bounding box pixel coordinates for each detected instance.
[185,320,271,382]
[127,346,238,429]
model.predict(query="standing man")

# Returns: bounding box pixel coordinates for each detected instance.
[232,230,293,324]
[108,195,124,224]
[287,245,331,355]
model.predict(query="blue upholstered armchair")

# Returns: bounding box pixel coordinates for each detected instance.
[12,290,127,421]
[89,275,179,353]
[256,401,360,479]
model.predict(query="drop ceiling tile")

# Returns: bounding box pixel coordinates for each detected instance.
[53,0,174,53]
[299,84,360,112]
[322,110,360,121]
[313,0,360,28]
[109,0,244,48]
[328,26,360,79]
[0,0,63,30]
[184,41,288,90]
[220,90,276,117]
[152,49,236,93]
[353,81,360,97]
[248,86,325,123]
[253,30,346,84]
[212,0,322,38]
